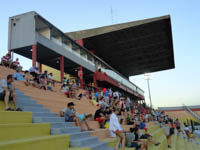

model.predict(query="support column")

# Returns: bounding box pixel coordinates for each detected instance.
[39,63,42,73]
[32,45,37,67]
[60,56,64,81]
[76,39,84,46]
[78,66,84,89]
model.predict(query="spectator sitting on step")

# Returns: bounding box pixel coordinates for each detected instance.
[62,84,70,97]
[61,77,67,89]
[126,127,144,150]
[13,68,25,81]
[10,58,22,70]
[94,91,99,101]
[39,70,48,90]
[47,73,54,87]
[1,53,12,67]
[138,124,160,147]
[94,105,106,128]
[71,81,78,98]
[24,71,34,86]
[64,102,93,131]
[29,66,39,77]
[0,74,22,111]
[33,74,41,88]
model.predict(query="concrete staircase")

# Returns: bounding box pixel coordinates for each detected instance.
[0,111,69,150]
[14,88,114,150]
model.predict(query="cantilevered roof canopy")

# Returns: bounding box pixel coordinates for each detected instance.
[66,15,175,77]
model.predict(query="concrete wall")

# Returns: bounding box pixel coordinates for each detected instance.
[42,64,70,81]
[8,11,36,50]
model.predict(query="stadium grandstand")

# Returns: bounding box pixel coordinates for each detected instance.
[0,11,200,150]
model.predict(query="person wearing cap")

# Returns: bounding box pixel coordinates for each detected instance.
[64,102,93,131]
[94,105,106,128]
[0,74,22,111]
[109,107,125,150]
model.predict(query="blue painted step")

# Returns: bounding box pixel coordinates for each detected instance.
[17,103,43,108]
[17,99,37,104]
[70,136,99,147]
[32,112,57,117]
[50,122,73,128]
[33,117,65,123]
[51,126,81,134]
[23,106,50,112]
[69,131,90,140]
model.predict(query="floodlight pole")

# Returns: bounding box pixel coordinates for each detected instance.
[146,78,152,109]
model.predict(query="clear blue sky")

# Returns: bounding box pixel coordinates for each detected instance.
[0,0,200,108]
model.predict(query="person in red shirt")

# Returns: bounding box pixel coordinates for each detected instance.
[11,58,22,70]
[1,53,11,67]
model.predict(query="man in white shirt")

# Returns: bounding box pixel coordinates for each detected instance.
[113,91,119,100]
[109,107,125,150]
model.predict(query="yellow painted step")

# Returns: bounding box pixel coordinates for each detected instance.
[0,111,32,124]
[68,148,91,150]
[0,123,50,141]
[148,124,160,134]
[0,134,69,150]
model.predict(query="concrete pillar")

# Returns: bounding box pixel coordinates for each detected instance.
[76,39,84,47]
[39,63,42,73]
[60,56,64,81]
[32,45,37,67]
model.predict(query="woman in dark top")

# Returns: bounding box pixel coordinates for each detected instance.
[133,127,148,150]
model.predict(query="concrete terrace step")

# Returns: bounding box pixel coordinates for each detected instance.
[86,141,112,150]
[33,117,65,123]
[17,102,43,108]
[16,95,30,99]
[70,131,91,140]
[0,134,69,150]
[0,123,50,141]
[17,99,38,104]
[22,106,50,112]
[32,112,57,117]
[70,136,99,147]
[0,111,32,124]
[51,126,81,134]
[89,129,110,140]
[50,122,73,128]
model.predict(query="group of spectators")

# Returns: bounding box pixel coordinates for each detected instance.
[12,66,55,91]
[1,53,194,150]
[61,78,79,98]
[0,53,57,111]
[1,53,22,70]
